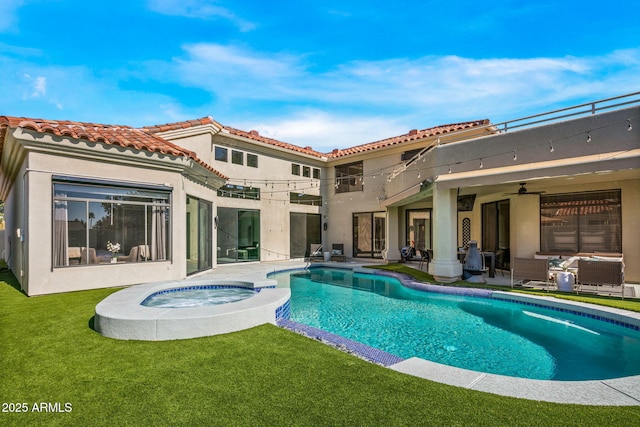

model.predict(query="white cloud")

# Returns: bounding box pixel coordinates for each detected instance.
[168,44,640,142]
[239,110,408,153]
[171,44,640,109]
[147,0,255,31]
[21,73,46,98]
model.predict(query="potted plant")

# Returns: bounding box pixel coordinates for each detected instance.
[107,241,121,263]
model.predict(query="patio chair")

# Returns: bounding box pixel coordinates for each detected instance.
[118,245,149,263]
[576,259,625,298]
[79,247,99,264]
[417,248,432,270]
[511,257,553,291]
[494,248,510,276]
[330,243,346,262]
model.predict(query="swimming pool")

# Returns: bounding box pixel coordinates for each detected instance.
[273,267,640,381]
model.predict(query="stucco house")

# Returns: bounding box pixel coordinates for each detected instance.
[1,92,638,295]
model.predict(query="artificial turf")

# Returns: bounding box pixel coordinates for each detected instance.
[1,268,640,426]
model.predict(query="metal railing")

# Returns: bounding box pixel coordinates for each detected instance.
[495,91,640,133]
[391,91,640,180]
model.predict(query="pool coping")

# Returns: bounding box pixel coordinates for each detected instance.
[277,264,640,406]
[95,277,290,341]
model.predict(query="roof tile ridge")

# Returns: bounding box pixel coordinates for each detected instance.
[223,125,325,158]
[326,118,491,157]
[143,116,220,133]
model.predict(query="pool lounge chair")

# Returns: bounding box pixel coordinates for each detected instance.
[576,259,625,298]
[307,244,324,262]
[511,257,553,291]
[330,244,346,262]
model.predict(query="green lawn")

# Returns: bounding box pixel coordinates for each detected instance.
[1,268,640,426]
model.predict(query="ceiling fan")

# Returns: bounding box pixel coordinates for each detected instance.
[504,182,545,196]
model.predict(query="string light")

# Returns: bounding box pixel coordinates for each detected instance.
[202,113,636,192]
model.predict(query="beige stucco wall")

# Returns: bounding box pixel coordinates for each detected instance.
[169,130,324,262]
[11,140,218,295]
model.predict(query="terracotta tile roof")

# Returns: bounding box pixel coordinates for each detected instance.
[145,117,491,159]
[145,117,325,158]
[143,116,223,133]
[327,119,491,158]
[222,126,326,158]
[0,116,227,180]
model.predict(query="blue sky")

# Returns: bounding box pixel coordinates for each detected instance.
[1,0,639,152]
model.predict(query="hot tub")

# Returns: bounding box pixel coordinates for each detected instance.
[95,278,291,341]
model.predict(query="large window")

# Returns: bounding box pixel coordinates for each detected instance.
[336,161,363,193]
[53,178,170,267]
[353,212,385,258]
[540,190,621,253]
[186,196,212,275]
[290,213,321,258]
[217,208,260,264]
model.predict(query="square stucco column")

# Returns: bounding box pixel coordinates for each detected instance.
[428,186,462,282]
[385,206,401,262]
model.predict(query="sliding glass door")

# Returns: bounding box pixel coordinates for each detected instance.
[406,209,431,251]
[481,199,510,252]
[217,208,260,264]
[186,196,212,275]
[353,212,385,258]
[290,213,322,258]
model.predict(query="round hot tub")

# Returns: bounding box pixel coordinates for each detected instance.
[95,278,291,341]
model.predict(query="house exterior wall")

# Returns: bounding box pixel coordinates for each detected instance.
[163,130,325,262]
[5,135,219,295]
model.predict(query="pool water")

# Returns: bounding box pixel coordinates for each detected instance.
[276,268,640,381]
[141,286,256,308]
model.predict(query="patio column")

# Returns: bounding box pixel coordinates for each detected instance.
[429,186,462,282]
[385,206,401,262]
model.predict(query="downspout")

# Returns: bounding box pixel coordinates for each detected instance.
[18,168,29,290]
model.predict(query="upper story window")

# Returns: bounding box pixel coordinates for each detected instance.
[402,149,421,161]
[335,161,363,193]
[292,164,300,175]
[247,153,258,168]
[540,189,621,253]
[215,146,228,162]
[217,184,260,200]
[302,166,311,178]
[232,150,244,165]
[289,192,322,206]
[313,168,320,179]
[52,178,171,267]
